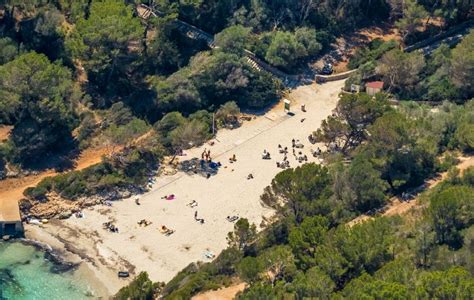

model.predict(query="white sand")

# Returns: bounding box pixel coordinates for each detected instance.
[24,80,344,296]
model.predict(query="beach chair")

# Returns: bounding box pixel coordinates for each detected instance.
[187,200,198,208]
[226,216,239,222]
[204,250,215,259]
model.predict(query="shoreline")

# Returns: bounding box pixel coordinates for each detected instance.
[24,224,119,298]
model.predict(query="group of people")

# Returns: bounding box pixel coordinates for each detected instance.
[137,219,152,227]
[262,150,271,159]
[274,137,313,168]
[103,221,119,233]
[201,149,212,161]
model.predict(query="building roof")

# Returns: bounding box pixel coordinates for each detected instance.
[366,81,384,89]
[0,199,21,222]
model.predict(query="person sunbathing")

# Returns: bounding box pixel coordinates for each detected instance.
[187,200,198,208]
[226,216,239,222]
[161,194,176,200]
[159,225,175,236]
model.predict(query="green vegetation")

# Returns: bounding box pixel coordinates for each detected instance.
[24,141,163,201]
[0,2,472,297]
[0,0,471,170]
[347,29,474,102]
[115,272,161,300]
[0,52,78,165]
[116,96,472,299]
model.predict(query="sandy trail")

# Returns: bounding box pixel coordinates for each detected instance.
[0,147,113,207]
[0,125,12,142]
[24,80,344,296]
[193,283,246,300]
[348,156,474,227]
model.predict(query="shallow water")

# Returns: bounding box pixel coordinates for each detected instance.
[0,241,98,300]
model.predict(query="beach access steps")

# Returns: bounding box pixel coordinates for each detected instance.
[137,4,296,86]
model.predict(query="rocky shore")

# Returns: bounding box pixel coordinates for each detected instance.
[19,186,144,220]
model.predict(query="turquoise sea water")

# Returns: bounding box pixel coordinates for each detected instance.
[0,241,97,300]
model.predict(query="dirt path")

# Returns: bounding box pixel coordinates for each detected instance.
[348,156,474,227]
[0,125,12,142]
[0,147,113,207]
[192,283,246,300]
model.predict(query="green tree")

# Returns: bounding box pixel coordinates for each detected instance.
[413,222,436,267]
[19,6,65,60]
[145,9,181,73]
[265,31,306,69]
[365,111,434,190]
[260,245,297,286]
[115,272,159,300]
[168,119,210,159]
[65,0,143,99]
[154,111,187,148]
[416,267,474,299]
[291,267,336,299]
[340,273,409,299]
[56,0,90,22]
[237,256,264,283]
[294,27,322,57]
[423,44,459,101]
[0,52,76,164]
[314,93,390,154]
[215,25,251,55]
[345,156,389,212]
[215,101,240,128]
[429,186,474,248]
[395,0,428,41]
[450,30,474,100]
[227,218,257,251]
[152,72,202,114]
[260,163,333,223]
[377,49,425,93]
[288,216,329,269]
[0,37,19,65]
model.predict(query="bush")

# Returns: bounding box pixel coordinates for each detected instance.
[348,39,398,69]
[115,272,159,300]
[24,144,162,201]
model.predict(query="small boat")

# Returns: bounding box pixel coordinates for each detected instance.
[118,271,130,278]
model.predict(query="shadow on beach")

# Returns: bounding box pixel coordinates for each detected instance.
[179,158,221,178]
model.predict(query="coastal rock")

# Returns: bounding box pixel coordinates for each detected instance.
[57,210,72,219]
[120,190,132,199]
[21,185,147,220]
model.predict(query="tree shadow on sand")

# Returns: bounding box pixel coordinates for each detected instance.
[179,158,221,178]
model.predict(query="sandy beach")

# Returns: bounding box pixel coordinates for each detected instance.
[24,80,344,296]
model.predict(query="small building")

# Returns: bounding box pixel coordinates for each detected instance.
[0,199,24,238]
[365,81,384,96]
